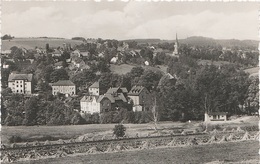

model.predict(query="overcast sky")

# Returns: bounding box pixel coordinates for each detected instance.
[2,1,259,40]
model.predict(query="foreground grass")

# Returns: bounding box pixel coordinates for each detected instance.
[13,141,259,164]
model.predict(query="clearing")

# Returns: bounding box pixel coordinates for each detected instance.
[11,141,259,164]
[109,64,168,75]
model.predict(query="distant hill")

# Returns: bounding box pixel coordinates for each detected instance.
[123,36,258,49]
[1,38,84,51]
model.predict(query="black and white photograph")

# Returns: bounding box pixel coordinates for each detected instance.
[0,1,259,163]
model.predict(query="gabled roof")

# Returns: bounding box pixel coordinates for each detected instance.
[54,61,63,66]
[89,81,99,88]
[128,86,146,96]
[80,95,99,102]
[106,87,128,94]
[208,112,227,116]
[97,93,127,103]
[8,73,33,82]
[52,80,75,86]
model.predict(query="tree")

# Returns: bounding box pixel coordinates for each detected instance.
[2,34,14,40]
[23,96,39,125]
[113,124,126,138]
[50,68,69,83]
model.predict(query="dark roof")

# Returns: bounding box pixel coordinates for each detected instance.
[80,95,99,102]
[208,112,227,116]
[97,93,127,103]
[128,86,146,96]
[52,80,75,86]
[89,81,99,88]
[106,87,128,94]
[8,73,33,82]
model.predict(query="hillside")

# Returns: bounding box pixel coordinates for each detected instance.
[109,64,168,75]
[123,36,258,49]
[1,38,84,50]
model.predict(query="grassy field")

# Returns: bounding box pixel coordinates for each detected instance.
[109,64,168,75]
[197,60,231,67]
[1,38,84,50]
[244,66,259,77]
[12,141,259,164]
[1,116,258,144]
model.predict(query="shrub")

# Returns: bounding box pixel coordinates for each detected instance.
[113,124,126,138]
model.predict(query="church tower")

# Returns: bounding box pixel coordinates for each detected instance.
[172,33,179,57]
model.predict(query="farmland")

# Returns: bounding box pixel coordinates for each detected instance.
[109,64,168,75]
[1,38,84,50]
[1,116,258,144]
[11,141,259,164]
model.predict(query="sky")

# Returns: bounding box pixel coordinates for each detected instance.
[2,1,259,40]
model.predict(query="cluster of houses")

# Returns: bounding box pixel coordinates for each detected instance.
[6,72,153,114]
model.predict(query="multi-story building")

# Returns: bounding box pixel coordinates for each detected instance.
[80,83,130,114]
[128,86,152,112]
[51,80,76,96]
[8,73,33,94]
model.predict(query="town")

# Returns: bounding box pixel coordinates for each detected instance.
[1,35,259,127]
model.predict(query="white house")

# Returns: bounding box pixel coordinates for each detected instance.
[8,73,33,94]
[204,112,227,122]
[51,80,76,97]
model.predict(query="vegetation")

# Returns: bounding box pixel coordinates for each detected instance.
[113,124,126,138]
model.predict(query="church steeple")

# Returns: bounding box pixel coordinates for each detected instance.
[173,33,179,57]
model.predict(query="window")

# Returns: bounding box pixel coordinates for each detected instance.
[20,85,22,87]
[16,81,18,83]
[21,90,23,92]
[17,85,18,87]
[17,90,19,92]
[13,83,14,85]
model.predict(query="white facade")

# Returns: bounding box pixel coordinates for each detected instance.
[52,85,76,96]
[204,113,227,122]
[8,80,32,94]
[80,96,101,114]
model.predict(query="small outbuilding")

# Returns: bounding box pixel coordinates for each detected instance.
[204,112,227,122]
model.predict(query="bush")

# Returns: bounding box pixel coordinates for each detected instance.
[113,124,126,138]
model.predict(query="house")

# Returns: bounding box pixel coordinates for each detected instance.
[1,50,11,56]
[51,80,76,97]
[204,112,227,122]
[80,84,130,114]
[80,51,90,58]
[52,49,62,57]
[80,81,101,114]
[54,61,63,69]
[128,86,152,112]
[80,95,101,114]
[70,50,81,58]
[8,73,33,94]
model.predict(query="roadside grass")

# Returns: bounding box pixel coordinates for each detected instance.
[11,141,259,164]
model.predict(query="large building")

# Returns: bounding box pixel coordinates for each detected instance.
[80,83,130,114]
[8,73,33,94]
[51,80,76,96]
[128,86,152,112]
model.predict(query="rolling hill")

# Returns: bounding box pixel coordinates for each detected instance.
[1,38,84,51]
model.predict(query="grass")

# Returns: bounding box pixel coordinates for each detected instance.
[1,116,258,144]
[109,64,168,75]
[197,60,231,66]
[244,66,259,77]
[1,38,84,50]
[11,141,259,164]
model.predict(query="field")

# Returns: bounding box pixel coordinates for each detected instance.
[1,38,84,50]
[109,64,168,75]
[12,141,259,164]
[197,60,231,67]
[244,66,259,77]
[1,116,258,144]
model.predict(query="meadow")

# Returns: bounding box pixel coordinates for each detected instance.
[1,38,83,50]
[1,116,258,144]
[11,141,259,164]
